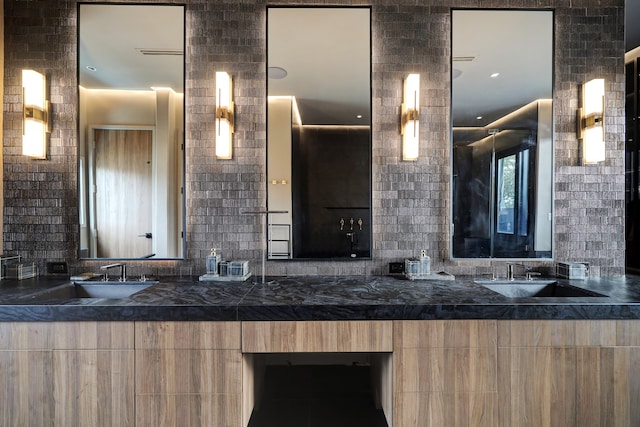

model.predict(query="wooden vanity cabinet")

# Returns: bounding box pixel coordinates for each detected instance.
[393,320,498,427]
[1,319,639,426]
[497,320,640,427]
[0,322,134,427]
[394,320,640,427]
[134,321,242,427]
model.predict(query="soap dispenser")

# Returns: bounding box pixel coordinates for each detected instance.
[419,249,431,276]
[206,248,220,276]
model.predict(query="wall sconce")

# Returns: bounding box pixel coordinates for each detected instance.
[577,78,605,164]
[215,71,234,159]
[401,74,420,161]
[22,69,50,158]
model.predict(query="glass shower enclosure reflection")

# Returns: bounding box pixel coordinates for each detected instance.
[452,122,552,258]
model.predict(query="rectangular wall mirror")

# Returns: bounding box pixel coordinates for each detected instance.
[78,4,185,260]
[451,10,553,259]
[267,7,372,260]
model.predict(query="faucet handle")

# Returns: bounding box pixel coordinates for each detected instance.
[525,271,541,281]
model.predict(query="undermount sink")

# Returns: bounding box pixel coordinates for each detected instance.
[474,279,607,298]
[26,280,158,300]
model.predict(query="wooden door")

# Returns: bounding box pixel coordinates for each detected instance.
[94,129,153,258]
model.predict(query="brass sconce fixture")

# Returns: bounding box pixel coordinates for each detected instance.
[22,69,50,158]
[577,78,605,164]
[401,74,420,161]
[216,71,234,159]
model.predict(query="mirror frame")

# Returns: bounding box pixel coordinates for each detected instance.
[76,2,187,261]
[266,6,373,261]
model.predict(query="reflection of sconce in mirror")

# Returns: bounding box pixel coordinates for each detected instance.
[22,69,50,158]
[577,78,605,164]
[216,71,234,159]
[401,74,420,161]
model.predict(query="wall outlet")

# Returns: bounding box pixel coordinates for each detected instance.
[388,262,404,274]
[46,261,68,275]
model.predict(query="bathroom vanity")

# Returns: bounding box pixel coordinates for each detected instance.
[1,275,639,426]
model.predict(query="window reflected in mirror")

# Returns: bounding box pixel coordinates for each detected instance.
[78,4,185,260]
[267,7,372,260]
[451,10,553,259]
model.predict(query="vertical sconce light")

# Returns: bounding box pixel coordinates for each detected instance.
[577,78,605,164]
[215,71,234,159]
[22,69,49,158]
[401,73,420,161]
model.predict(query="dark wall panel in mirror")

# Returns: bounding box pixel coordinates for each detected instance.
[267,7,372,260]
[292,126,371,258]
[451,10,553,259]
[78,4,186,260]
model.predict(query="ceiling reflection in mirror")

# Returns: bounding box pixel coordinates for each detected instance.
[451,10,553,259]
[267,7,371,260]
[78,4,185,259]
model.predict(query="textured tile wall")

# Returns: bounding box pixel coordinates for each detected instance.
[2,0,625,277]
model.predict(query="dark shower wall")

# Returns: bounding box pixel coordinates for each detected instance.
[292,127,371,258]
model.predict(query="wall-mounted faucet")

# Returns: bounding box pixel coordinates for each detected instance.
[101,263,127,282]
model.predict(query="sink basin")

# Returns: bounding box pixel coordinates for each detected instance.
[474,279,607,298]
[26,281,158,300]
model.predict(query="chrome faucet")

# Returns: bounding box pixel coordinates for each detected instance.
[101,263,127,281]
[506,263,529,281]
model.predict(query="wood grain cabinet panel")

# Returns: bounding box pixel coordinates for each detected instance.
[0,321,134,350]
[135,321,240,350]
[242,320,393,353]
[575,347,640,427]
[134,321,242,427]
[497,320,640,427]
[393,320,498,427]
[0,322,134,427]
[136,393,241,427]
[497,346,576,427]
[136,348,241,394]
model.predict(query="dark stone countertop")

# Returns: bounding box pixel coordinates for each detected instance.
[1,274,640,321]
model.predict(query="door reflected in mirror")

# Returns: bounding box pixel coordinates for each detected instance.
[451,10,553,258]
[78,4,185,259]
[267,7,372,260]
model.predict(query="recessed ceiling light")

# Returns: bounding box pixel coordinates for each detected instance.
[86,66,97,72]
[476,116,483,120]
[356,114,363,119]
[490,72,500,78]
[268,66,288,79]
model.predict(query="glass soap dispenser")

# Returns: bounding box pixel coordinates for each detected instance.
[206,248,220,276]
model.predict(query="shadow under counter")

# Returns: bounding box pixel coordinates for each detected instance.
[247,364,388,427]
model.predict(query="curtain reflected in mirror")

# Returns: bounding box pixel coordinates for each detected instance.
[451,10,553,258]
[78,4,185,259]
[267,7,372,260]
